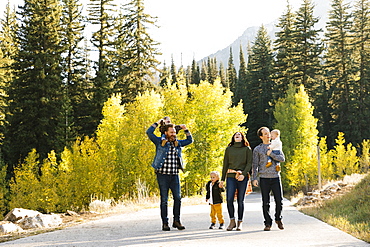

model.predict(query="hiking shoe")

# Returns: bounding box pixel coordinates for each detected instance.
[276,220,284,230]
[173,221,185,230]
[162,223,170,231]
[264,225,271,231]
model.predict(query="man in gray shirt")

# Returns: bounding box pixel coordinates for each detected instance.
[252,127,285,231]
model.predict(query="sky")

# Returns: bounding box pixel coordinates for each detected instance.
[1,0,307,65]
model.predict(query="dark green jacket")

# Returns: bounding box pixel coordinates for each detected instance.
[221,142,252,181]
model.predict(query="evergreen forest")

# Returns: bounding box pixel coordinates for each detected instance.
[0,0,369,215]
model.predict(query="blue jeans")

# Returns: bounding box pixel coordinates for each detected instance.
[226,176,248,221]
[260,177,283,226]
[156,173,181,224]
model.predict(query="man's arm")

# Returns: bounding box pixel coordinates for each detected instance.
[178,124,193,146]
[252,147,260,186]
[146,120,162,145]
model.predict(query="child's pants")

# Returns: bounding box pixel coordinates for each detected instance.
[210,203,224,224]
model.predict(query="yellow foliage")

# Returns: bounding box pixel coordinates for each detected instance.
[9,149,42,211]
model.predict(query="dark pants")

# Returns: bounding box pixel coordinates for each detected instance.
[226,176,248,221]
[156,173,181,224]
[260,177,283,226]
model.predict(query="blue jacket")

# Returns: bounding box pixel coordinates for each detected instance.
[146,123,193,170]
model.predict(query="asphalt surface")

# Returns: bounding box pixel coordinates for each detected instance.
[0,192,368,247]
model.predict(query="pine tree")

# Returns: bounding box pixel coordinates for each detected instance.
[233,44,247,106]
[159,62,171,87]
[324,0,357,146]
[0,3,18,145]
[351,0,370,143]
[291,0,323,98]
[170,56,177,84]
[114,0,161,103]
[273,3,297,101]
[5,0,65,168]
[219,62,227,88]
[87,0,116,133]
[207,57,218,84]
[200,60,208,81]
[60,0,86,143]
[190,58,200,85]
[245,25,275,148]
[227,47,237,93]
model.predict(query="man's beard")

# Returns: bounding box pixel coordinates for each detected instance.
[167,135,176,142]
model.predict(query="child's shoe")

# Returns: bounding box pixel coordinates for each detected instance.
[266,158,272,167]
[276,164,281,172]
[209,223,215,229]
[219,223,224,229]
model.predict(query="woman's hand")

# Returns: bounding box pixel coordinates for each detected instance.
[237,175,245,181]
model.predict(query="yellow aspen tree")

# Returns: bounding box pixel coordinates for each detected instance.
[331,132,359,177]
[9,149,42,210]
[180,79,246,195]
[274,84,318,192]
[38,151,58,213]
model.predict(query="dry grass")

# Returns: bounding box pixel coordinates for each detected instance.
[299,173,370,243]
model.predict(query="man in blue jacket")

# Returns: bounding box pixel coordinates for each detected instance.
[146,119,193,231]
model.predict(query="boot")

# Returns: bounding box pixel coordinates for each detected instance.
[226,219,236,231]
[209,223,215,229]
[219,223,224,229]
[236,220,243,231]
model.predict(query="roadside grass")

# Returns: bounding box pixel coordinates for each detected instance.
[300,173,370,243]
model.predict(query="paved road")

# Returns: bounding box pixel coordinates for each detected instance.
[0,193,368,246]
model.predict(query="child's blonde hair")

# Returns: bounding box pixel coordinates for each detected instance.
[210,171,220,179]
[271,129,280,137]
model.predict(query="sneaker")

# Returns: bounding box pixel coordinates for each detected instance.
[173,221,185,230]
[275,220,284,230]
[219,223,224,229]
[209,223,215,229]
[162,223,170,231]
[264,225,271,231]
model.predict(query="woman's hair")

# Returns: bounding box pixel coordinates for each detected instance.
[210,171,220,179]
[228,132,250,147]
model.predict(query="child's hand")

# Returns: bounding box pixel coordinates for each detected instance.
[206,199,208,202]
[219,181,224,188]
[180,124,187,130]
[276,164,281,172]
